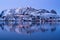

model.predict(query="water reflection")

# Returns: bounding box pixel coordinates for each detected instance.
[0,20,60,34]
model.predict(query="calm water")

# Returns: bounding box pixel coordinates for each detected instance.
[0,22,60,40]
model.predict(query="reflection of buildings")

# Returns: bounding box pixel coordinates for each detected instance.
[0,7,60,34]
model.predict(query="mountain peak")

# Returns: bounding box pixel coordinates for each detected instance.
[0,7,57,17]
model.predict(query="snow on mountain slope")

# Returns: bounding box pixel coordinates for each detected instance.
[0,7,57,17]
[0,7,60,34]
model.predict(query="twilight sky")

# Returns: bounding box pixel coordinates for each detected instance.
[0,0,60,14]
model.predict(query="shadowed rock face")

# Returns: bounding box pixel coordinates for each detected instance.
[0,7,59,34]
[50,9,57,14]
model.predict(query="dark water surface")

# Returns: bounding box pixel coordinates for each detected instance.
[0,22,60,40]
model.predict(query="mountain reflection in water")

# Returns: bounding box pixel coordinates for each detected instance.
[0,20,59,34]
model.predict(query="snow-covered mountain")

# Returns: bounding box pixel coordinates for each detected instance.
[0,7,60,22]
[0,7,60,24]
[0,7,57,17]
[0,7,60,34]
